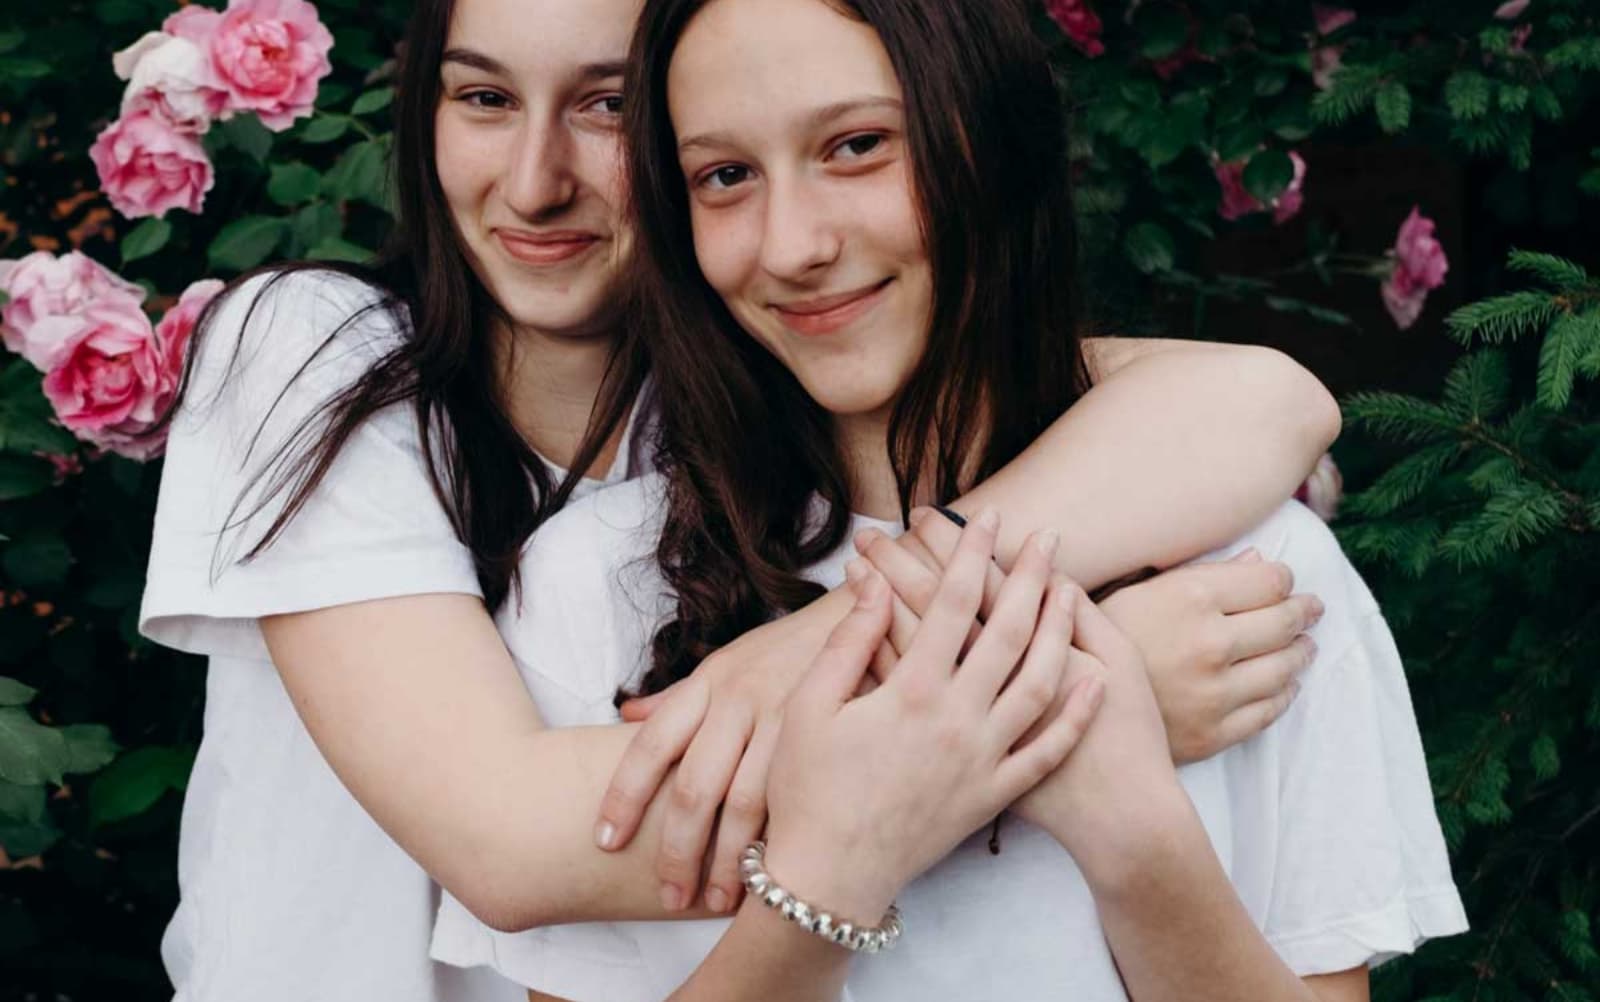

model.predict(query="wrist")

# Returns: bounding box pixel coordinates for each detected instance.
[760,831,902,928]
[1042,777,1199,889]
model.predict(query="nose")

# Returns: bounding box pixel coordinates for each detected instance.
[502,112,578,219]
[759,172,840,282]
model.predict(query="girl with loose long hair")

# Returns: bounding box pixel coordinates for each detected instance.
[143,0,1347,997]
[428,0,1466,998]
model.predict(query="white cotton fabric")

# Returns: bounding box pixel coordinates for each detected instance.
[430,473,1468,1001]
[141,269,644,1002]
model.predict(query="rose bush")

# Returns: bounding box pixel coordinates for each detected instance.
[1,1,1598,1000]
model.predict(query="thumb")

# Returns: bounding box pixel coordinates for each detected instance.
[618,684,675,722]
[799,569,892,710]
[1231,547,1262,563]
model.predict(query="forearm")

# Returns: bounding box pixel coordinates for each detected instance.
[952,341,1338,589]
[665,898,850,1002]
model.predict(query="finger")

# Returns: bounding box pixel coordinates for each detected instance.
[847,556,918,655]
[994,675,1104,800]
[795,568,893,712]
[959,529,1058,703]
[618,685,675,723]
[656,704,757,910]
[1219,594,1324,662]
[855,528,941,615]
[596,679,709,852]
[1209,678,1302,755]
[899,508,999,681]
[869,639,899,684]
[1219,634,1317,708]
[987,575,1075,747]
[1068,584,1143,667]
[907,508,1004,618]
[1189,558,1296,613]
[1229,547,1262,563]
[703,712,781,913]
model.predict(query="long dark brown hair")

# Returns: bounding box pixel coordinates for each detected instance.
[160,0,644,612]
[626,0,1089,693]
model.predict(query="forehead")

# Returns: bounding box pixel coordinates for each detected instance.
[667,0,901,132]
[444,0,643,71]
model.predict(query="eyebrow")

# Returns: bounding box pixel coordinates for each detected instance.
[440,49,627,82]
[678,96,904,153]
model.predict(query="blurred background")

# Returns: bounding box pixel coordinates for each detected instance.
[1,0,1597,998]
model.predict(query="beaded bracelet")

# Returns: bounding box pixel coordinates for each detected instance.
[739,841,904,953]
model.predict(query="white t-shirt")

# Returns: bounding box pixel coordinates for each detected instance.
[141,270,645,1002]
[431,473,1468,1001]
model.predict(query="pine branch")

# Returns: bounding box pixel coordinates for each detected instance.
[1508,250,1592,289]
[1446,290,1561,345]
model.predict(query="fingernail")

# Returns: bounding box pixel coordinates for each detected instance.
[1308,597,1326,624]
[660,883,684,911]
[705,886,730,913]
[1237,548,1261,562]
[844,558,867,583]
[854,528,881,552]
[908,507,930,526]
[1289,678,1302,700]
[1035,530,1060,558]
[975,506,1000,531]
[595,820,617,850]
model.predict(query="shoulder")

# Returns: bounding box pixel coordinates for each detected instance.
[525,473,668,570]
[194,267,405,375]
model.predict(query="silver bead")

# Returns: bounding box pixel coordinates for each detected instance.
[790,901,813,929]
[763,885,788,908]
[779,896,799,920]
[862,930,883,953]
[745,872,771,896]
[739,856,762,877]
[814,913,834,938]
[833,921,855,945]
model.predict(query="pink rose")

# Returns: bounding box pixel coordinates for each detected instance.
[1294,454,1343,522]
[1045,0,1105,58]
[1311,44,1343,90]
[90,110,215,219]
[1312,5,1357,35]
[39,296,174,460]
[154,278,225,376]
[1380,207,1448,330]
[1509,24,1533,53]
[1214,151,1307,224]
[1494,0,1530,20]
[113,30,228,133]
[175,0,334,132]
[0,251,146,368]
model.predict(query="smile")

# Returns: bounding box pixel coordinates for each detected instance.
[494,229,603,266]
[771,279,893,337]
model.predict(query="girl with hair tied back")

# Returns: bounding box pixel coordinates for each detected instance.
[427,0,1467,999]
[145,0,1354,998]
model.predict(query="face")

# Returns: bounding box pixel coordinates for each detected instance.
[668,0,933,422]
[435,0,642,339]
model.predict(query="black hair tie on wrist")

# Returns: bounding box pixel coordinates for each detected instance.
[932,504,967,528]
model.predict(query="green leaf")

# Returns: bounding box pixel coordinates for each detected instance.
[0,31,22,55]
[1507,250,1590,288]
[1242,149,1294,204]
[59,724,119,775]
[120,217,172,265]
[1547,37,1600,71]
[1343,442,1462,519]
[1215,124,1265,164]
[1375,82,1412,134]
[267,163,324,207]
[298,115,351,144]
[290,202,343,253]
[218,115,274,164]
[94,0,147,24]
[3,534,72,589]
[1135,4,1189,61]
[1123,222,1176,274]
[306,238,374,264]
[0,678,36,707]
[1444,72,1493,121]
[0,57,53,81]
[350,87,395,116]
[1442,350,1511,422]
[207,216,289,272]
[1529,734,1560,781]
[0,455,52,501]
[1446,290,1559,345]
[0,707,69,786]
[1253,68,1289,98]
[90,746,194,827]
[1535,311,1597,410]
[0,778,45,824]
[323,137,392,206]
[0,816,61,857]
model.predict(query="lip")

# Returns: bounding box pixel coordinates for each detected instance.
[771,279,893,337]
[494,228,603,266]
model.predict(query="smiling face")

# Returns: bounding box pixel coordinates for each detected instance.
[434,0,642,339]
[667,0,933,424]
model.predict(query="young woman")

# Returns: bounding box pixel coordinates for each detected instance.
[142,0,1341,998]
[425,0,1467,998]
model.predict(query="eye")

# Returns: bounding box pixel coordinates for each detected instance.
[585,93,625,117]
[459,89,512,111]
[699,164,753,191]
[832,132,886,160]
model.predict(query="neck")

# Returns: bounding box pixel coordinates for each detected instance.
[497,320,623,478]
[834,408,908,521]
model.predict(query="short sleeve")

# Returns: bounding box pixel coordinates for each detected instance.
[140,270,481,662]
[1229,503,1468,974]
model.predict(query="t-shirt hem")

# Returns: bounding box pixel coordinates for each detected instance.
[1269,884,1469,975]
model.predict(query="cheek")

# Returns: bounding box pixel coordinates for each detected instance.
[575,133,629,219]
[433,110,501,216]
[690,203,760,301]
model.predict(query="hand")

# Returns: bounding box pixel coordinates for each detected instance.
[761,512,1103,922]
[1099,549,1324,764]
[597,598,841,914]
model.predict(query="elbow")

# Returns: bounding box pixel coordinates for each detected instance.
[1249,345,1341,462]
[447,871,558,934]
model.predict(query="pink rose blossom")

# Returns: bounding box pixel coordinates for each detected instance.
[180,0,335,131]
[90,110,215,219]
[39,296,174,460]
[1494,0,1530,20]
[1312,5,1357,35]
[39,452,84,484]
[1294,454,1343,522]
[154,278,225,376]
[1311,44,1344,89]
[113,30,228,133]
[1380,207,1449,330]
[0,251,146,368]
[1509,24,1533,53]
[1045,0,1105,58]
[1215,151,1307,224]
